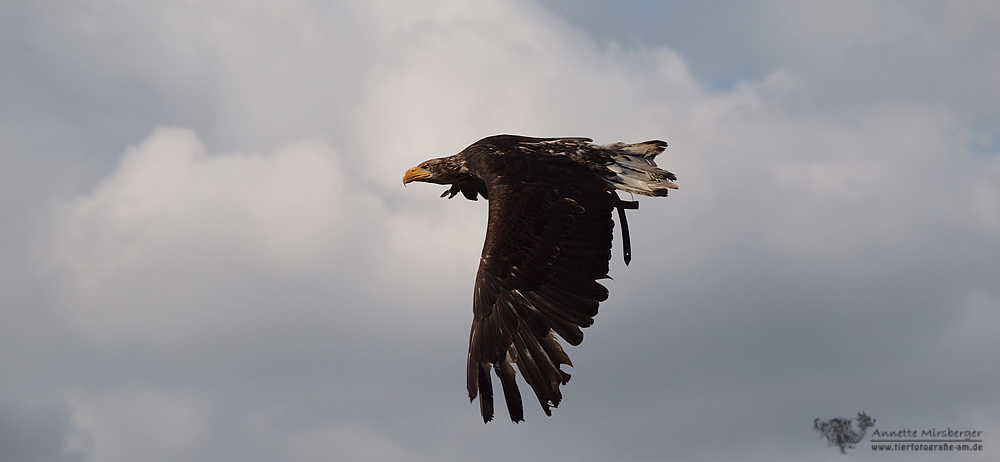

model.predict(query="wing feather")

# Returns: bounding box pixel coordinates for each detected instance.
[464,140,616,422]
[495,361,523,422]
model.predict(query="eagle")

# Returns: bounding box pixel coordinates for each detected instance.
[402,134,676,423]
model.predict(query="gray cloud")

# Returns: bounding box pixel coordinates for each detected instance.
[0,401,83,462]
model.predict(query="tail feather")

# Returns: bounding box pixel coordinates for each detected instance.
[603,140,668,158]
[601,141,677,196]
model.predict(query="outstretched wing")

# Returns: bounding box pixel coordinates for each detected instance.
[466,151,616,422]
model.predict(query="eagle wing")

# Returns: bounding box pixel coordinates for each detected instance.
[466,150,616,422]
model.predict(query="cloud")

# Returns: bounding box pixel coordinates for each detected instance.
[0,400,82,462]
[48,128,347,270]
[36,128,355,339]
[542,0,1000,135]
[5,0,1000,461]
[762,0,1000,128]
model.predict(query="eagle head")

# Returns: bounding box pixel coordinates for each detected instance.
[402,155,469,185]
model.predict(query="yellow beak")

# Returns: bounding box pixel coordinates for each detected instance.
[402,166,431,184]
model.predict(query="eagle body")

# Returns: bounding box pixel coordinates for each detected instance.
[403,135,676,423]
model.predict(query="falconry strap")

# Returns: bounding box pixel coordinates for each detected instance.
[614,193,638,265]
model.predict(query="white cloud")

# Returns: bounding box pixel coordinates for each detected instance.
[761,0,1000,125]
[40,129,346,279]
[46,127,347,272]
[36,127,366,345]
[352,3,700,192]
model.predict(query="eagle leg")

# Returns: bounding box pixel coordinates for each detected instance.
[441,185,461,199]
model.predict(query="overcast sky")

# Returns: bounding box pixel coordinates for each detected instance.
[2,1,999,461]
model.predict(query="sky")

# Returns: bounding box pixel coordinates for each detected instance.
[2,0,999,461]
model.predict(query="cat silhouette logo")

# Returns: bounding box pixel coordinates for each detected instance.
[814,412,875,453]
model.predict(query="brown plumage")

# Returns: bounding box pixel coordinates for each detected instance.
[403,134,676,423]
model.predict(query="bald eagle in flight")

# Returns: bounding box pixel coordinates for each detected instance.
[403,135,676,423]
